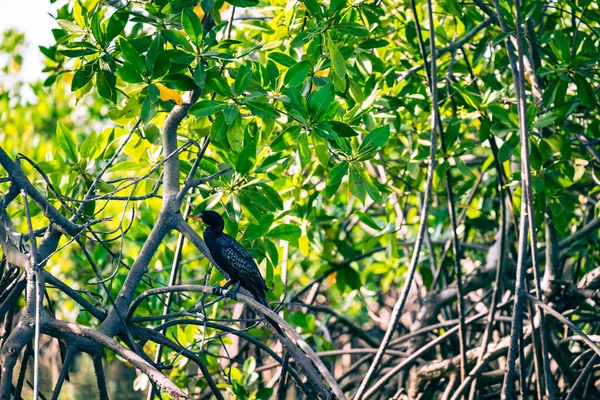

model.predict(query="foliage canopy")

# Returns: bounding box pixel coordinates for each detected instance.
[0,0,599,398]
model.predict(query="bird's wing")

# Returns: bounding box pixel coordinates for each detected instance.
[218,234,269,293]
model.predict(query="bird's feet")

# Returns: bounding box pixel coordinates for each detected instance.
[212,281,240,300]
[212,286,224,296]
[212,280,234,296]
[227,282,241,300]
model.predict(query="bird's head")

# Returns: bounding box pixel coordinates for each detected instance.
[189,210,224,233]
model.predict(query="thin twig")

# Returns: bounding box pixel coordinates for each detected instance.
[22,190,42,399]
[565,354,599,400]
[523,293,600,358]
[277,352,290,400]
[51,346,74,400]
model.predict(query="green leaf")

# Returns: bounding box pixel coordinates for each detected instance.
[358,125,390,153]
[260,185,283,210]
[301,0,323,17]
[141,96,157,124]
[271,126,300,152]
[189,100,228,117]
[552,31,570,61]
[146,35,163,74]
[170,50,196,64]
[79,131,98,159]
[268,52,297,67]
[326,162,348,197]
[93,17,106,48]
[340,267,361,291]
[330,0,347,12]
[116,63,144,83]
[574,75,596,108]
[59,47,99,57]
[327,121,358,137]
[328,40,346,79]
[245,100,280,119]
[223,104,239,125]
[268,224,302,241]
[162,30,194,52]
[357,211,380,230]
[313,124,338,140]
[96,68,117,103]
[194,62,207,87]
[161,74,197,90]
[439,0,463,19]
[298,133,311,168]
[284,61,311,87]
[349,165,367,204]
[532,113,557,129]
[71,64,95,90]
[118,37,146,73]
[234,61,253,96]
[453,83,480,110]
[227,114,244,152]
[143,124,162,145]
[243,214,274,242]
[56,122,78,163]
[290,31,313,48]
[91,15,104,48]
[150,50,172,80]
[282,87,308,117]
[358,39,389,49]
[364,172,380,202]
[106,10,129,43]
[312,132,330,167]
[205,69,231,97]
[337,23,369,37]
[182,7,203,46]
[226,0,260,7]
[308,84,335,121]
[210,114,229,148]
[201,0,215,12]
[498,139,517,163]
[240,201,261,225]
[236,140,257,175]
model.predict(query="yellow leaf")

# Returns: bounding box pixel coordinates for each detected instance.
[312,68,330,91]
[63,72,73,85]
[299,235,309,256]
[155,83,183,105]
[193,4,205,19]
[194,3,228,19]
[327,272,337,287]
[315,67,330,77]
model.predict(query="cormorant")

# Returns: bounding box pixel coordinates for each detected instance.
[190,210,283,334]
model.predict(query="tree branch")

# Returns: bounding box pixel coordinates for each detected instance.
[162,89,201,198]
[43,316,189,399]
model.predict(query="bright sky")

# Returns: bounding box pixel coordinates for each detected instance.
[0,0,61,83]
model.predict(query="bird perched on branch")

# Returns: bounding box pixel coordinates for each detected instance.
[190,210,283,335]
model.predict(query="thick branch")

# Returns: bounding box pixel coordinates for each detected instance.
[0,147,82,236]
[43,316,189,399]
[162,89,201,197]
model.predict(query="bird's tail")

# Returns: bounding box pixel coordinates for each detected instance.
[254,294,284,335]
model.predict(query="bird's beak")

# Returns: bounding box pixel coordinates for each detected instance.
[189,214,203,221]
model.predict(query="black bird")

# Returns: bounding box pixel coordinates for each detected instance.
[190,210,283,335]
